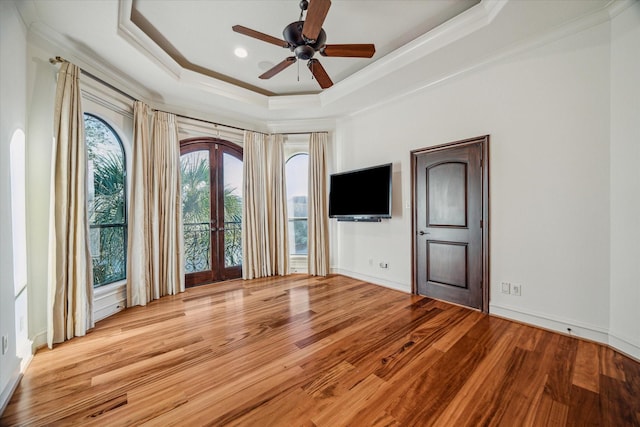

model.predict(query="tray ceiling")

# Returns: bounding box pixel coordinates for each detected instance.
[17,0,618,126]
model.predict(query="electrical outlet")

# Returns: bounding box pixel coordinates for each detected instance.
[512,284,522,296]
[501,282,511,294]
[1,335,8,355]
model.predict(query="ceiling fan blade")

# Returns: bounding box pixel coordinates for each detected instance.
[321,44,376,58]
[307,58,333,89]
[259,57,297,79]
[302,0,331,42]
[232,25,289,48]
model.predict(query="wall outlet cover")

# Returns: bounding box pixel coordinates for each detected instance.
[501,282,510,294]
[512,284,522,296]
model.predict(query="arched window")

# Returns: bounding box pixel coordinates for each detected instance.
[84,113,127,287]
[285,153,309,255]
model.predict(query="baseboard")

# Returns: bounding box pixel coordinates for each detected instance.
[0,364,22,417]
[94,281,126,322]
[490,302,610,344]
[18,338,34,372]
[31,330,47,352]
[608,332,640,362]
[331,268,411,294]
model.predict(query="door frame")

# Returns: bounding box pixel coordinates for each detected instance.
[180,137,243,287]
[411,135,490,313]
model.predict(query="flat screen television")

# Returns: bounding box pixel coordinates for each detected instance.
[329,163,392,222]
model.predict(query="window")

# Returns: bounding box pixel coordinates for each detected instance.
[285,153,309,255]
[85,114,127,287]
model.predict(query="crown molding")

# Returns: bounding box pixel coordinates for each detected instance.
[23,0,623,125]
[348,0,623,118]
[267,118,336,135]
[115,0,500,114]
[26,21,155,105]
[319,0,506,107]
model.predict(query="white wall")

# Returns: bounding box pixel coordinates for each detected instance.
[25,43,58,349]
[0,0,28,411]
[609,2,640,358]
[334,18,619,348]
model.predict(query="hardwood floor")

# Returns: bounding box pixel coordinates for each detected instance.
[2,274,639,426]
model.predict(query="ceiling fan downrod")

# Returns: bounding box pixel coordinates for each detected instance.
[299,0,308,21]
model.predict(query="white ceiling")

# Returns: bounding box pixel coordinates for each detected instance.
[17,0,616,129]
[131,0,480,95]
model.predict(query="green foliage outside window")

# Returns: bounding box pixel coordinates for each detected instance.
[181,154,243,273]
[85,114,127,287]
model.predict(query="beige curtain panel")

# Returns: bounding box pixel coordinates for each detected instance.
[127,106,184,305]
[308,132,330,276]
[126,101,153,306]
[47,61,94,348]
[268,134,289,276]
[150,111,185,298]
[242,132,289,279]
[242,132,271,279]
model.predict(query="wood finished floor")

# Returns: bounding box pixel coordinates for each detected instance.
[2,274,639,426]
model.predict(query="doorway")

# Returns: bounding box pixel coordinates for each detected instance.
[180,138,243,287]
[411,136,489,311]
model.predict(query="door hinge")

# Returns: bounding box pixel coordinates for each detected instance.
[480,219,483,228]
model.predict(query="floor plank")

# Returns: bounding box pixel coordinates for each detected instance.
[2,274,639,426]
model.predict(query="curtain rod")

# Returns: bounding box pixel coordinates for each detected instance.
[171,112,264,135]
[49,56,137,102]
[280,131,329,135]
[50,56,330,137]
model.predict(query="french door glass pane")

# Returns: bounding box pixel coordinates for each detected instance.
[223,153,243,267]
[181,150,211,273]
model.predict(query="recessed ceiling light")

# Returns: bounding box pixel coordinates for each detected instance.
[234,47,248,58]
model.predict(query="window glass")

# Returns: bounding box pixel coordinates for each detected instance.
[181,150,211,273]
[85,114,127,287]
[223,153,243,267]
[285,153,309,255]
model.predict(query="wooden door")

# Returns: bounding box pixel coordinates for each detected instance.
[412,137,489,311]
[180,138,243,287]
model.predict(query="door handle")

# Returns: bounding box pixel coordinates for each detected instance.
[419,231,430,235]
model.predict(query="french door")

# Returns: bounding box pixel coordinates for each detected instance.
[180,138,243,287]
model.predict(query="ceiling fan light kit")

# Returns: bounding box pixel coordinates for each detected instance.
[233,0,375,89]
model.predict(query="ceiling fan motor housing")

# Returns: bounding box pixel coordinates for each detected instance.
[294,45,315,60]
[284,21,326,52]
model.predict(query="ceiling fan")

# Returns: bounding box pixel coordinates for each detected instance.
[232,0,375,89]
